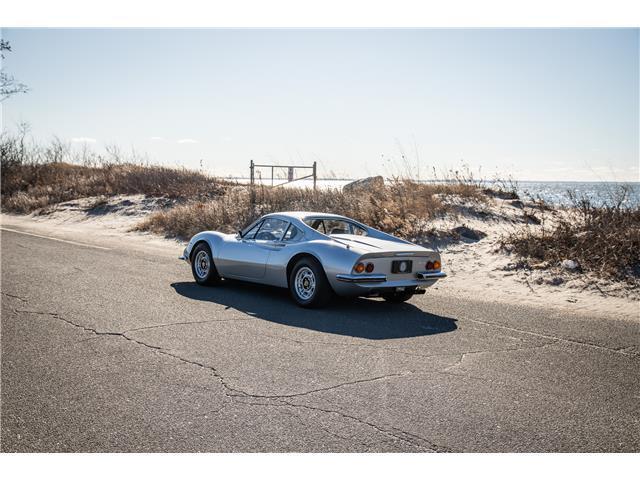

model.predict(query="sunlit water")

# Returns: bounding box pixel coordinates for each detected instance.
[224,177,640,208]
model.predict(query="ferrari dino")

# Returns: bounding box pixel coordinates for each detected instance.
[180,212,445,308]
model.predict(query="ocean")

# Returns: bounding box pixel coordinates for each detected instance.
[225,177,640,208]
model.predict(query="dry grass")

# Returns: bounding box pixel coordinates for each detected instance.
[1,132,503,241]
[501,188,640,283]
[137,179,489,240]
[1,134,226,213]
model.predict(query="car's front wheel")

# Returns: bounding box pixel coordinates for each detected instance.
[191,242,221,286]
[289,257,332,308]
[382,288,415,303]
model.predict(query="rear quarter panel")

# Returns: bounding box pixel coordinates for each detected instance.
[264,239,361,289]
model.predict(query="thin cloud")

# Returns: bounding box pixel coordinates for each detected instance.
[71,137,96,143]
[177,138,198,144]
[150,136,165,141]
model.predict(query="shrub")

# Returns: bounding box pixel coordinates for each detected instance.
[1,134,226,213]
[501,188,640,283]
[136,180,484,240]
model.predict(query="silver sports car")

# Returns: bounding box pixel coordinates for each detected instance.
[180,211,446,308]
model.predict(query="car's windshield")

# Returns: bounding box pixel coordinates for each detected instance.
[303,218,367,236]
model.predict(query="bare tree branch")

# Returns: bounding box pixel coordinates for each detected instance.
[1,40,29,101]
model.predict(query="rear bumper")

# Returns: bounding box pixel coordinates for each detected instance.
[336,274,388,283]
[333,270,446,296]
[336,271,446,283]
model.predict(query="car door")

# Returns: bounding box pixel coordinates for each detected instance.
[218,218,289,280]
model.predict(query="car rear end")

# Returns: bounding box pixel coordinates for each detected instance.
[333,251,446,297]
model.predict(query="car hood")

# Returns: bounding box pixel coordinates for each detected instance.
[330,234,431,255]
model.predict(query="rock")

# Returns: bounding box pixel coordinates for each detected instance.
[561,259,580,272]
[482,188,519,200]
[508,199,524,209]
[343,176,385,194]
[451,226,487,242]
[546,276,565,286]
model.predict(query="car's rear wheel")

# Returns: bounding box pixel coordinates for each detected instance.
[289,257,332,308]
[191,242,221,286]
[382,288,415,303]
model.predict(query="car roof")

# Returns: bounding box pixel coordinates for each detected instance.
[263,211,355,222]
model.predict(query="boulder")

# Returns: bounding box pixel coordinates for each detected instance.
[482,188,519,200]
[343,176,385,194]
[561,259,580,272]
[451,226,487,242]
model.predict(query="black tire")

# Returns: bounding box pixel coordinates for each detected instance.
[190,242,221,286]
[382,288,415,303]
[289,257,333,308]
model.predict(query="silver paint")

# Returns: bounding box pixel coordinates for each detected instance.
[181,211,446,297]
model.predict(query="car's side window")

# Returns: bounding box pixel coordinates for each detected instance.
[350,224,367,236]
[255,218,289,241]
[325,220,350,235]
[303,218,368,236]
[283,223,303,242]
[242,221,262,240]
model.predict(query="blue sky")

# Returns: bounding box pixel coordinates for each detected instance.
[1,28,638,181]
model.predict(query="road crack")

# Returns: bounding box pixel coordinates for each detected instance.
[465,318,640,358]
[256,331,464,362]
[123,318,245,333]
[13,306,445,450]
[2,291,28,302]
[227,372,413,399]
[11,308,416,401]
[234,398,450,452]
[443,340,561,372]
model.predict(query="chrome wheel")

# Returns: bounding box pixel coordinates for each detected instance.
[294,266,316,301]
[194,250,210,279]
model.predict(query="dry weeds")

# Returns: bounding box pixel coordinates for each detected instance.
[136,179,488,240]
[501,188,640,283]
[1,134,227,213]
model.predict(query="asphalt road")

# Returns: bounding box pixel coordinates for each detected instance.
[1,227,639,452]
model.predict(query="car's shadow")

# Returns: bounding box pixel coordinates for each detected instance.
[171,281,457,340]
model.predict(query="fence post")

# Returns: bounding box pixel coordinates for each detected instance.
[313,161,317,191]
[249,160,255,210]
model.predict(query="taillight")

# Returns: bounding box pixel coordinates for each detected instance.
[365,263,374,273]
[426,260,441,271]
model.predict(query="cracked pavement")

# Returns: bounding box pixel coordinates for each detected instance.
[1,228,639,452]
